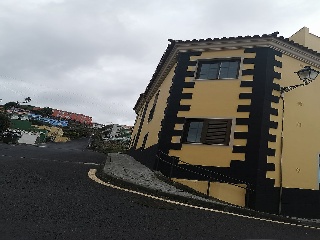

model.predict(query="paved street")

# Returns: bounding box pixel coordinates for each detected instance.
[0,139,319,239]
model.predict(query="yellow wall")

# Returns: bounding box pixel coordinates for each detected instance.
[134,64,176,149]
[170,50,255,168]
[278,55,320,190]
[130,106,144,148]
[290,27,320,53]
[167,49,255,206]
[173,178,246,206]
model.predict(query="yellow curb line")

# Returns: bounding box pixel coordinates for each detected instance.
[88,169,320,230]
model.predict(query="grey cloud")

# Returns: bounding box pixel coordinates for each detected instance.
[1,0,320,125]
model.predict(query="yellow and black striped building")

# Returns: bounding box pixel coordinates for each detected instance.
[128,27,320,218]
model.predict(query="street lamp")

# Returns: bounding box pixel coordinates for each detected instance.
[279,65,320,215]
[281,66,320,93]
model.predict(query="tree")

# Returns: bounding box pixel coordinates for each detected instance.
[4,97,32,110]
[4,102,19,110]
[32,107,53,117]
[115,127,132,139]
[22,97,31,103]
[101,124,113,138]
[19,104,35,111]
[0,113,10,133]
[62,121,92,140]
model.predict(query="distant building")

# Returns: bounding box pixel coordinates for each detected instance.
[101,124,133,141]
[92,122,105,129]
[6,108,30,120]
[52,109,92,125]
[110,124,122,138]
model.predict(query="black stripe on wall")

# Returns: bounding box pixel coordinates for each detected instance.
[232,146,247,153]
[131,104,149,149]
[186,71,195,77]
[268,134,277,142]
[176,117,186,124]
[242,69,254,75]
[237,105,251,112]
[238,47,282,214]
[172,129,183,135]
[266,163,275,171]
[181,93,193,99]
[274,60,282,68]
[274,72,281,79]
[270,108,278,116]
[267,148,276,156]
[169,143,182,150]
[234,132,248,139]
[272,83,281,91]
[240,81,254,87]
[157,51,201,174]
[178,105,191,111]
[183,82,196,88]
[239,93,252,99]
[243,58,255,64]
[236,118,250,125]
[269,121,278,129]
[270,95,280,103]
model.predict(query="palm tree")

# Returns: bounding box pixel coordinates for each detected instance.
[22,97,31,103]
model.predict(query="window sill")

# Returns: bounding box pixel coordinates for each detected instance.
[182,142,231,147]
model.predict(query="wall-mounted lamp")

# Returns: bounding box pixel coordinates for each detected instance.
[281,66,320,93]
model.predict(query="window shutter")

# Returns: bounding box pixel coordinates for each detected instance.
[202,119,232,145]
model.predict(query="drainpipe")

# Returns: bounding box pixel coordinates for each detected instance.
[278,92,285,215]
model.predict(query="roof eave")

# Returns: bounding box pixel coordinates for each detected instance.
[133,33,320,113]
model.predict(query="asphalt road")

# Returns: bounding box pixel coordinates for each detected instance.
[0,139,319,239]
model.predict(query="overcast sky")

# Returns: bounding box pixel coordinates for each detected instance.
[1,0,320,125]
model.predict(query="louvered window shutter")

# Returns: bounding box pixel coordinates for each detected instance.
[202,119,232,145]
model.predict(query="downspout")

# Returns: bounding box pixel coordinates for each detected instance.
[278,92,285,215]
